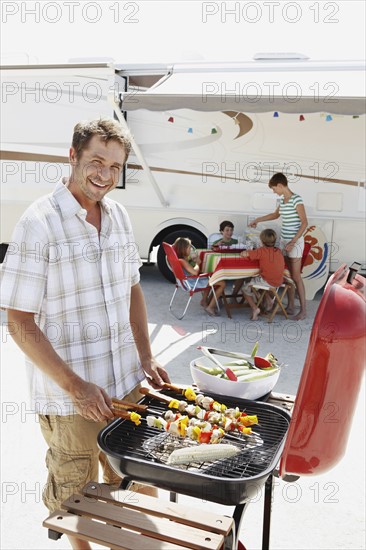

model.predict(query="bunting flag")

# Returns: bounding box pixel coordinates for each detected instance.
[165,111,358,134]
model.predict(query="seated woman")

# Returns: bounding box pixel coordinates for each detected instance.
[211,220,238,248]
[173,237,225,317]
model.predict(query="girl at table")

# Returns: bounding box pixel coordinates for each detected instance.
[249,173,308,320]
[240,229,285,321]
[173,237,225,316]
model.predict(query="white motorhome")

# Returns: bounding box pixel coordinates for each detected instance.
[1,55,365,286]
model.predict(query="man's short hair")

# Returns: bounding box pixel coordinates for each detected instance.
[268,172,288,188]
[72,118,132,162]
[219,220,234,231]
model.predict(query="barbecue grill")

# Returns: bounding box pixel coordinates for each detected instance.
[98,393,290,506]
[42,263,365,548]
[97,263,365,549]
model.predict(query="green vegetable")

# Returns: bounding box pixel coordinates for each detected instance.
[223,360,252,367]
[250,341,259,358]
[236,368,279,382]
[195,364,223,376]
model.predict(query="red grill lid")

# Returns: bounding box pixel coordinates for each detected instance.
[280,263,365,477]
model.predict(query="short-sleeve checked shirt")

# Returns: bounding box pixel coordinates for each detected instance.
[0,179,145,415]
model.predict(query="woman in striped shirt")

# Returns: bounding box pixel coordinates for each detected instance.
[249,173,308,320]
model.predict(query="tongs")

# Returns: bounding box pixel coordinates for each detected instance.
[197,346,238,381]
[203,346,269,370]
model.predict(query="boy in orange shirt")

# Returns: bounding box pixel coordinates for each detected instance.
[240,228,285,320]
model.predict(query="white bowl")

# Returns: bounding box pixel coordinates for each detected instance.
[190,356,280,400]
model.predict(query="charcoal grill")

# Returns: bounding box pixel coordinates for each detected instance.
[98,391,290,506]
[96,263,365,550]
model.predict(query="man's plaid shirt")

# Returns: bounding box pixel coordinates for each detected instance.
[1,179,145,414]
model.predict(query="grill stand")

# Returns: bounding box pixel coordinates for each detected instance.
[167,489,241,550]
[96,390,294,549]
[119,473,275,550]
[44,481,235,550]
[262,474,273,550]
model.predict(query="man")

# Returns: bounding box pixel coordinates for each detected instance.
[0,118,170,550]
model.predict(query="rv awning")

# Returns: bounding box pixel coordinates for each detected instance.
[121,64,366,115]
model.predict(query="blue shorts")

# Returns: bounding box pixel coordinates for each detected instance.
[184,276,210,290]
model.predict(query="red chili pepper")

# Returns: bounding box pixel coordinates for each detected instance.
[204,411,210,420]
[254,356,272,369]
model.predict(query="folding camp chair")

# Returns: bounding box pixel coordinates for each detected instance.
[162,242,219,320]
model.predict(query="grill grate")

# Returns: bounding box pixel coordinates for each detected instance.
[100,390,289,480]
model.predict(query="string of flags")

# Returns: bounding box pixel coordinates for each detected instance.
[273,112,360,121]
[168,115,218,134]
[166,111,360,133]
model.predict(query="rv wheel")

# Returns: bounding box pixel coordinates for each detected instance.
[157,230,207,282]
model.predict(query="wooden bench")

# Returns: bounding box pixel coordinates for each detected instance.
[43,482,234,550]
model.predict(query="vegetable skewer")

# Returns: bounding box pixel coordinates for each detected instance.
[139,387,258,430]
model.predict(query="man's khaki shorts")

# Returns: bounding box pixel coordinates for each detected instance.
[39,384,142,512]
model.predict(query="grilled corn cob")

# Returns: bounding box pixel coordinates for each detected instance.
[167,443,240,465]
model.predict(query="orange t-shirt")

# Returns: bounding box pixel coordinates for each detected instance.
[248,247,285,287]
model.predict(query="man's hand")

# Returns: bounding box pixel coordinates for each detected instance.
[249,220,257,228]
[69,380,115,421]
[142,358,171,389]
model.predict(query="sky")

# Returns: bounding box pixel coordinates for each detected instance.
[1,0,365,65]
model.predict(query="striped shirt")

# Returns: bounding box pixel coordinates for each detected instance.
[279,194,304,239]
[0,179,145,415]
